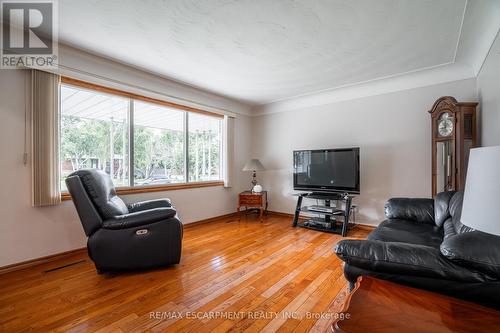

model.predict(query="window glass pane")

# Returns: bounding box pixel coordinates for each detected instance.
[60,85,129,191]
[188,113,222,182]
[134,101,185,185]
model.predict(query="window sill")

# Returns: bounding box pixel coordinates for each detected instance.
[61,181,225,201]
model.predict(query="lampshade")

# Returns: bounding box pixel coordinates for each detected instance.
[461,146,500,236]
[243,159,265,171]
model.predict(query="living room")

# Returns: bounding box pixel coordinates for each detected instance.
[1,1,500,332]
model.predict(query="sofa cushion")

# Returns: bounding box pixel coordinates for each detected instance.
[442,218,456,240]
[335,239,489,283]
[449,191,463,219]
[441,192,474,240]
[368,219,443,248]
[440,231,500,279]
[384,198,435,224]
[434,191,456,227]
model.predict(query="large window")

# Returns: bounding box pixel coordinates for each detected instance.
[60,85,130,191]
[133,101,185,186]
[60,81,224,193]
[188,113,222,182]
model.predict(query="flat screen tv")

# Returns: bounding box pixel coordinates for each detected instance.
[293,148,360,194]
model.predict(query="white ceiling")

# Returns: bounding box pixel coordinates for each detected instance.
[58,0,495,106]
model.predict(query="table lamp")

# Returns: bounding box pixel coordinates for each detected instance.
[461,146,500,236]
[243,159,265,192]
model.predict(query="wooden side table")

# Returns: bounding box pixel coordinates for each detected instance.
[237,191,268,221]
[332,276,500,333]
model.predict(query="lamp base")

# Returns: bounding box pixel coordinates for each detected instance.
[252,184,263,193]
[251,171,258,189]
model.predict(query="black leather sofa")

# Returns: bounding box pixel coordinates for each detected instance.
[66,169,183,272]
[335,191,500,309]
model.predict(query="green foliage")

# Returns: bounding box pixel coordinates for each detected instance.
[133,126,184,181]
[188,129,221,182]
[60,115,126,171]
[61,115,222,186]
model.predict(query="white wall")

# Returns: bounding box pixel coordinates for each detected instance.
[252,79,478,226]
[0,64,251,267]
[478,32,500,146]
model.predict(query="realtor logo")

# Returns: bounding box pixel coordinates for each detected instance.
[1,0,58,68]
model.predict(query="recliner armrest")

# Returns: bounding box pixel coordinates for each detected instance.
[127,199,172,213]
[384,198,435,224]
[334,239,486,282]
[102,207,177,229]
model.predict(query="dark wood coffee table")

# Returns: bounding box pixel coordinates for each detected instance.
[332,276,500,333]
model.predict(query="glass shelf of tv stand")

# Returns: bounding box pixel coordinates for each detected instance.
[301,206,345,216]
[292,191,355,236]
[296,217,351,234]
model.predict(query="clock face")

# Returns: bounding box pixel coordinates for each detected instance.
[438,113,454,137]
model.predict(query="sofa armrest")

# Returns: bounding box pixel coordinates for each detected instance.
[440,231,500,279]
[384,198,435,224]
[334,239,486,282]
[127,199,172,213]
[102,207,177,229]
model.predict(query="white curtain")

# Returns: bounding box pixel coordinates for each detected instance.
[31,70,61,206]
[223,115,235,188]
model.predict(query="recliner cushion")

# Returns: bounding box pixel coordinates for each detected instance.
[368,219,443,248]
[102,207,177,229]
[127,199,172,212]
[70,169,129,219]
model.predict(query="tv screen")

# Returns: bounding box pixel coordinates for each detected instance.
[293,148,360,193]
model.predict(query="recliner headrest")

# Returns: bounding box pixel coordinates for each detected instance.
[69,169,129,219]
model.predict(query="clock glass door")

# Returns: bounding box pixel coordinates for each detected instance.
[436,141,453,192]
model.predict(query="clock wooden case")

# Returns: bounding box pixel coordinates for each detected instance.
[429,96,478,197]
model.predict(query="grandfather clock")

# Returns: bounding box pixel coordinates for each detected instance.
[429,96,478,197]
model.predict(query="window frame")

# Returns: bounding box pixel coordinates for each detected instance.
[60,77,224,200]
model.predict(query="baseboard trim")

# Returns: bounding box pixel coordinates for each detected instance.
[183,212,238,228]
[353,224,376,231]
[0,247,87,275]
[267,210,294,218]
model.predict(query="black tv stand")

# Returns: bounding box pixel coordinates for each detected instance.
[292,192,355,236]
[309,192,346,198]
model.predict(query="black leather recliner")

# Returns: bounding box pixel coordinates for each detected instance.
[335,191,500,309]
[66,169,183,272]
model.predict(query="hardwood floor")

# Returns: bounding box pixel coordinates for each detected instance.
[0,214,369,333]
